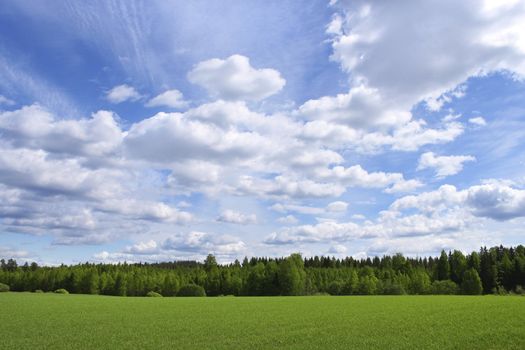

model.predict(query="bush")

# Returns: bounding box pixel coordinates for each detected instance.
[461,268,483,295]
[327,281,343,295]
[0,282,10,292]
[177,284,206,297]
[431,280,458,295]
[493,286,508,296]
[378,279,406,295]
[515,285,524,295]
[34,289,44,293]
[146,291,162,297]
[54,288,69,294]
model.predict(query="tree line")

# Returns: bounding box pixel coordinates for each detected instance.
[1,245,524,297]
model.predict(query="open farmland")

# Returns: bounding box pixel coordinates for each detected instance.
[1,293,524,349]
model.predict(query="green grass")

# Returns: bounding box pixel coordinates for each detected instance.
[1,293,524,349]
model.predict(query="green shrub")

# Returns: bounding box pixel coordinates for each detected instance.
[431,280,458,295]
[54,288,69,294]
[0,282,10,292]
[34,289,44,293]
[461,268,483,295]
[327,281,343,295]
[177,284,206,297]
[146,291,162,297]
[492,286,508,296]
[515,285,524,295]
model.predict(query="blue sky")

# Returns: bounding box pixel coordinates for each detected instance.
[1,0,525,264]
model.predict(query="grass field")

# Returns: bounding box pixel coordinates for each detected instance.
[1,293,524,349]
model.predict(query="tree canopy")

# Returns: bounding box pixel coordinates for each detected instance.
[1,245,524,297]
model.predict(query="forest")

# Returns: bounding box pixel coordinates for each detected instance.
[1,245,524,297]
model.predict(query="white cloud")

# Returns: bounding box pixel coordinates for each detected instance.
[330,1,525,111]
[106,84,141,103]
[124,240,159,255]
[124,110,273,164]
[0,95,15,106]
[469,116,487,126]
[266,181,525,248]
[0,246,29,259]
[384,179,423,194]
[217,209,257,225]
[100,199,192,224]
[265,220,369,245]
[277,215,299,225]
[315,164,422,193]
[418,152,476,178]
[328,244,347,254]
[294,0,525,159]
[326,201,348,212]
[0,105,123,157]
[270,203,325,215]
[299,85,411,129]
[391,183,525,221]
[95,232,247,263]
[188,55,285,101]
[146,89,188,109]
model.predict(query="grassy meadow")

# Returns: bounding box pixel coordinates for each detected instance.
[1,293,524,349]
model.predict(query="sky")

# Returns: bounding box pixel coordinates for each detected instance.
[1,0,525,265]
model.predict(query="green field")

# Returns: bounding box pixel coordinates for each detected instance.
[1,293,524,349]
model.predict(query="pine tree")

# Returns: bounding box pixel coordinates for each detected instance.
[436,250,450,280]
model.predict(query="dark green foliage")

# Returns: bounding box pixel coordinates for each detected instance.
[408,269,431,294]
[177,284,206,297]
[0,282,9,292]
[54,288,69,294]
[204,254,221,296]
[327,280,343,295]
[278,253,306,295]
[146,291,162,297]
[461,268,483,295]
[1,245,524,297]
[450,250,467,284]
[480,247,498,293]
[436,250,451,280]
[431,280,458,295]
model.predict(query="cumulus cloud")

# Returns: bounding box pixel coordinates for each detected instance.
[265,220,369,245]
[418,152,476,178]
[217,209,257,225]
[146,89,188,109]
[266,181,525,248]
[297,0,525,158]
[270,203,323,215]
[329,0,525,110]
[277,215,299,225]
[299,85,411,129]
[316,165,422,193]
[0,105,123,157]
[328,244,347,254]
[391,183,525,221]
[0,105,192,245]
[326,201,348,212]
[124,110,273,164]
[94,230,247,263]
[106,84,141,103]
[469,116,487,126]
[188,55,285,101]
